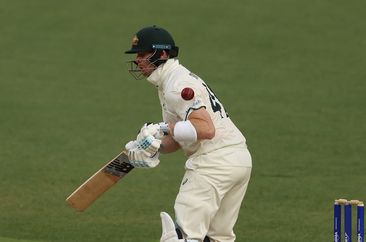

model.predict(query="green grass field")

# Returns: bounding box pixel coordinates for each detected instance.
[1,0,365,241]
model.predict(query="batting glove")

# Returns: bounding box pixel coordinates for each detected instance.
[136,130,161,155]
[125,141,160,168]
[138,122,169,140]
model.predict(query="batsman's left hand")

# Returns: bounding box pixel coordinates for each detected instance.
[125,141,160,168]
[138,122,169,140]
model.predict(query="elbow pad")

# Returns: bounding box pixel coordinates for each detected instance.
[173,120,197,143]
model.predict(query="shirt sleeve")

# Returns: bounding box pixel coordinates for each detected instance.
[166,82,207,121]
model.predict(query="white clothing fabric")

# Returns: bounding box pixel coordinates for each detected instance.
[147,59,252,242]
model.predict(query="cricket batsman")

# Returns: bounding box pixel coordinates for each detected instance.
[124,25,252,242]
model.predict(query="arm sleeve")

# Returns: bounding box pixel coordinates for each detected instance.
[166,83,207,121]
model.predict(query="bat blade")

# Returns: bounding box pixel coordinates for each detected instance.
[66,151,133,212]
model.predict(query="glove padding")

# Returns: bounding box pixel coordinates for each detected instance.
[138,122,169,140]
[125,141,160,168]
[136,131,161,155]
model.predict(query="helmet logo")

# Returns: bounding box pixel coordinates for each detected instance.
[132,35,139,46]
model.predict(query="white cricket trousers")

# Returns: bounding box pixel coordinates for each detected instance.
[174,147,252,242]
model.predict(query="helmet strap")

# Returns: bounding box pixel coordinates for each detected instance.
[148,49,168,67]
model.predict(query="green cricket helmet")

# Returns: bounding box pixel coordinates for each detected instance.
[125,26,179,80]
[125,25,179,57]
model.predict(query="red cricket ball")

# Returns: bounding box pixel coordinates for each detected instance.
[181,87,195,100]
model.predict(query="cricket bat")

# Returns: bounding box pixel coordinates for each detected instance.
[66,151,134,212]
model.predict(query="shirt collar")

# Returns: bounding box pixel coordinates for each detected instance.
[147,58,180,88]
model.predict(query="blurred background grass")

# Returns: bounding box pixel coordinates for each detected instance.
[0,0,365,241]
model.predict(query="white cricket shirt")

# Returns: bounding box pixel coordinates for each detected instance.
[147,59,251,167]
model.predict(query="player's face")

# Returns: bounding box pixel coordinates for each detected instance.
[135,52,156,77]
